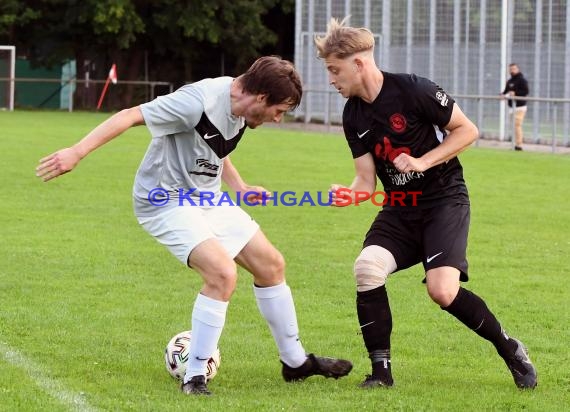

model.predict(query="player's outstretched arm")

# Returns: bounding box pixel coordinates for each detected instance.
[36,106,145,182]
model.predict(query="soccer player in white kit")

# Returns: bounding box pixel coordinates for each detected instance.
[36,56,352,395]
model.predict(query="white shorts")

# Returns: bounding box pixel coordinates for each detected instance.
[136,205,259,265]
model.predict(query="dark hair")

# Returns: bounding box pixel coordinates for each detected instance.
[240,56,303,109]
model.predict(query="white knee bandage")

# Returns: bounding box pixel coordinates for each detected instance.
[353,246,397,292]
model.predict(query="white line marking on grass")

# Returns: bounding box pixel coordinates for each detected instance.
[0,341,98,412]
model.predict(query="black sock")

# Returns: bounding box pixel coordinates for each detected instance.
[357,285,392,355]
[370,349,392,379]
[442,287,516,358]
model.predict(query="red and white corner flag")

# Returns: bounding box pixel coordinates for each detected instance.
[97,63,118,110]
[108,63,118,84]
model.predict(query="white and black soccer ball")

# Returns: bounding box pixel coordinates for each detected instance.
[164,330,221,381]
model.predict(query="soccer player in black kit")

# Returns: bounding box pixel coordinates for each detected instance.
[314,17,537,390]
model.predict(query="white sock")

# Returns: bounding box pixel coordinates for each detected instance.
[184,293,228,383]
[254,282,307,368]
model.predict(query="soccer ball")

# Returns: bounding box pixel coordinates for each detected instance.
[164,330,221,381]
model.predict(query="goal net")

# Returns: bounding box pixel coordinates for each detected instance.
[0,46,15,111]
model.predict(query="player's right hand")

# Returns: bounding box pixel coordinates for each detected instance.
[36,147,82,182]
[329,184,350,207]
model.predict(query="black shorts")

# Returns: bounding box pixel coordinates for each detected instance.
[363,203,470,281]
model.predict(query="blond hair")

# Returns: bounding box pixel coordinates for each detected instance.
[314,17,375,59]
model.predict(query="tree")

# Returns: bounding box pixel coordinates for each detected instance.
[0,0,294,109]
[145,0,292,80]
[0,0,39,41]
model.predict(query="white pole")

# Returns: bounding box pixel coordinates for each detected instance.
[406,0,413,73]
[9,46,15,111]
[429,0,436,79]
[453,0,460,94]
[364,0,371,29]
[306,0,314,123]
[477,0,487,138]
[0,46,17,111]
[463,0,470,95]
[499,0,508,140]
[546,0,553,121]
[562,1,570,145]
[382,0,391,69]
[294,0,303,120]
[68,78,73,112]
[533,0,542,143]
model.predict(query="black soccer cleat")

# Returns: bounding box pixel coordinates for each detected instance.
[359,374,394,388]
[503,338,537,389]
[181,375,212,396]
[359,359,394,388]
[282,353,353,382]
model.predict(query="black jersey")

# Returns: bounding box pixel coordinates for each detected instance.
[342,72,469,209]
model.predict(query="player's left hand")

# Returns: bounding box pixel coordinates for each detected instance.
[392,153,428,174]
[242,185,270,205]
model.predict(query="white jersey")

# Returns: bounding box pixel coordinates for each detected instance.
[134,77,246,215]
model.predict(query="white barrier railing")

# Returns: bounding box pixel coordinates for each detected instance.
[298,89,570,152]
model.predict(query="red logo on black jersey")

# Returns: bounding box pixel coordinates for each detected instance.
[389,113,407,133]
[374,136,411,163]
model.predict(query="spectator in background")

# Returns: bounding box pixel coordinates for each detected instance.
[502,63,529,151]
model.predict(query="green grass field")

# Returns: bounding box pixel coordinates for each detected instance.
[1,110,569,411]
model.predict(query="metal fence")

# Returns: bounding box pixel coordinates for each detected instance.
[303,88,570,148]
[294,0,570,144]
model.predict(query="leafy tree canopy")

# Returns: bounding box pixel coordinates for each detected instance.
[1,0,294,82]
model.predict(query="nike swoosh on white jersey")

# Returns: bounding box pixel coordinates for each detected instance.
[203,133,219,140]
[426,252,443,263]
[357,129,370,138]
